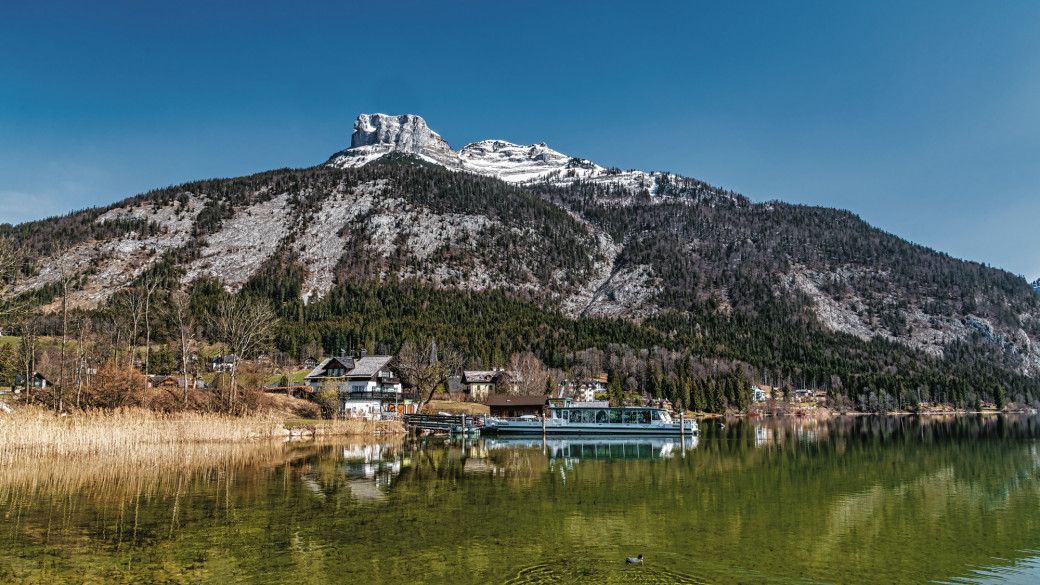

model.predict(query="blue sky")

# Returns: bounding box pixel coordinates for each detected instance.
[2,1,1039,281]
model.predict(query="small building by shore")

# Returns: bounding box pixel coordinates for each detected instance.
[485,394,547,418]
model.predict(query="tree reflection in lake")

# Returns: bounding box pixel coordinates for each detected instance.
[2,415,1040,584]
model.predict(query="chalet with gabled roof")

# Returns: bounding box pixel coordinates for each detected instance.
[304,353,414,417]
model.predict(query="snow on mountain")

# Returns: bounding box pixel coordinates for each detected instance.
[328,114,663,196]
[1032,278,1040,296]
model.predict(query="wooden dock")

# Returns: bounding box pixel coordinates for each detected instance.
[402,414,481,435]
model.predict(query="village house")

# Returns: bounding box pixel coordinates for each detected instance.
[148,375,179,389]
[560,378,607,402]
[461,369,512,401]
[13,372,53,393]
[304,352,414,417]
[210,354,236,373]
[149,375,206,390]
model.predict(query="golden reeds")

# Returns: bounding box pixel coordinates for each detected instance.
[0,407,405,498]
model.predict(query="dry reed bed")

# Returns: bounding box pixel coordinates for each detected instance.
[0,408,285,460]
[0,409,407,501]
[0,408,404,459]
[0,440,295,501]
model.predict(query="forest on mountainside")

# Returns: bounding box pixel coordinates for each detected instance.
[2,163,1039,413]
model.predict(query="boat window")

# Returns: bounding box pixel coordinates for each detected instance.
[570,410,582,423]
[638,410,650,424]
[651,410,662,421]
[622,410,633,423]
[596,410,607,423]
[609,409,622,423]
[582,410,596,423]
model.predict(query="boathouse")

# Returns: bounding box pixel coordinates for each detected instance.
[485,394,547,418]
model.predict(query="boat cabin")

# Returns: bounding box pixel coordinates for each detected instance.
[550,407,674,425]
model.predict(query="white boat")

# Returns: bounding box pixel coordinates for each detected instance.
[482,405,697,436]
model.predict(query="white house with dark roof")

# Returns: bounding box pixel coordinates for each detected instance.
[304,353,414,417]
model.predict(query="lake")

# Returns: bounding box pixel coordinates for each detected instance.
[2,414,1040,584]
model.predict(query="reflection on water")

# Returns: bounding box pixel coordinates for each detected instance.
[485,436,699,460]
[2,415,1040,584]
[940,552,1040,585]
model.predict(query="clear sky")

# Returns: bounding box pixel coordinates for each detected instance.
[2,1,1038,282]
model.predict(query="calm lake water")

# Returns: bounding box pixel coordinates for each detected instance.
[3,415,1040,584]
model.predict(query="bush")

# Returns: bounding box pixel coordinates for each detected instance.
[313,384,340,419]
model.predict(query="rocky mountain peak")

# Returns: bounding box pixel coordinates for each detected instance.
[330,114,458,168]
[350,113,451,152]
[327,114,664,194]
[1032,277,1040,296]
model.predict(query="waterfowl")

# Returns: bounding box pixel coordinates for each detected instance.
[626,554,643,563]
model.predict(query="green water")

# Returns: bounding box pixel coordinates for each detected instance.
[3,415,1040,584]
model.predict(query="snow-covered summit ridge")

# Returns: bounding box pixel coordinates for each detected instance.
[327,114,670,196]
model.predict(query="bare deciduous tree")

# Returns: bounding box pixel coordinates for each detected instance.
[506,351,547,396]
[211,295,276,408]
[54,249,76,412]
[395,338,465,413]
[18,317,39,404]
[115,287,146,370]
[143,276,160,376]
[170,290,197,405]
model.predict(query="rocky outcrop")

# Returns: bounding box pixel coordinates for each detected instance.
[330,113,459,168]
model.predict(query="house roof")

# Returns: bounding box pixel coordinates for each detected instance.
[348,355,393,378]
[484,394,547,407]
[304,356,355,379]
[463,370,497,383]
[304,355,394,381]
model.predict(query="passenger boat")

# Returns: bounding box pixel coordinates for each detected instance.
[482,405,697,436]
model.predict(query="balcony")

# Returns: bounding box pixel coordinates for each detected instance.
[345,391,419,402]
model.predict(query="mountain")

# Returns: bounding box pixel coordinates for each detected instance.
[5,113,1040,397]
[328,113,667,194]
[1033,278,1040,296]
